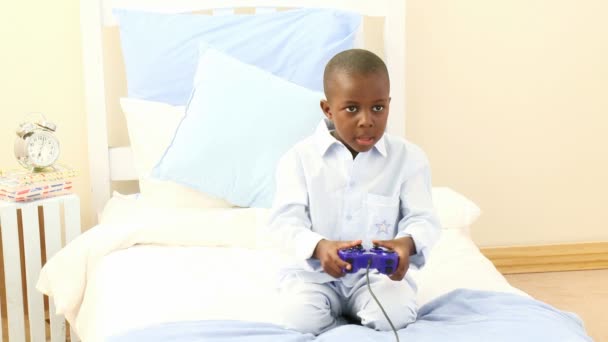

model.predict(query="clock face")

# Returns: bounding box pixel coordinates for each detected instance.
[27,131,60,167]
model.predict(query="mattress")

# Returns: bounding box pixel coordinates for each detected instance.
[39,194,528,341]
[85,231,528,340]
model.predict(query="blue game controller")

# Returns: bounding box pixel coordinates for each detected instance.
[338,245,399,275]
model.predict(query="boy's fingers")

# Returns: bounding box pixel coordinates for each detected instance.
[389,265,404,280]
[323,263,339,278]
[334,256,351,271]
[330,262,345,278]
[389,272,402,281]
[389,263,408,281]
[372,239,394,249]
[340,240,362,249]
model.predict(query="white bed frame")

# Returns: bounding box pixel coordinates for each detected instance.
[81,0,407,221]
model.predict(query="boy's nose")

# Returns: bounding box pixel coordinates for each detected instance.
[358,112,374,127]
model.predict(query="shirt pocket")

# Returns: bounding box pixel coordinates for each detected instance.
[365,193,400,240]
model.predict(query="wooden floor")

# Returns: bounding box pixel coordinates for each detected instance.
[506,269,608,342]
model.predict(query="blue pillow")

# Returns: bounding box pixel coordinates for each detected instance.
[114,8,360,105]
[152,45,324,207]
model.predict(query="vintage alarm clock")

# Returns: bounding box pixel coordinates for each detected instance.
[14,113,60,171]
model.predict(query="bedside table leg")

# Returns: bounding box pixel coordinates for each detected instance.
[62,196,81,342]
[63,196,80,245]
[0,209,26,342]
[21,205,45,342]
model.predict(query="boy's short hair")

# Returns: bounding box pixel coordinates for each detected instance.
[323,49,390,98]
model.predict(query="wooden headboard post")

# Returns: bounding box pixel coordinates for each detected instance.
[81,1,111,222]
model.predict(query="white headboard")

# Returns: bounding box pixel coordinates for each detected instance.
[80,0,406,221]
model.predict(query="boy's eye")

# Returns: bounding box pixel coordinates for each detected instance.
[345,106,358,113]
[372,105,384,112]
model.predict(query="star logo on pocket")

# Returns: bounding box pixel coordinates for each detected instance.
[375,220,391,235]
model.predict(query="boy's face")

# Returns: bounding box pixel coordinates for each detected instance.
[320,71,390,154]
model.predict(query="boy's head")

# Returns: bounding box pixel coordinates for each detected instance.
[321,49,390,156]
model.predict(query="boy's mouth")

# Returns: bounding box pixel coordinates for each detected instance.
[356,137,375,146]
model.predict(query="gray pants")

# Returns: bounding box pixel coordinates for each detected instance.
[279,272,417,335]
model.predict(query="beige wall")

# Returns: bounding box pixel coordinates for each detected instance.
[406,0,608,246]
[1,1,606,247]
[0,1,94,229]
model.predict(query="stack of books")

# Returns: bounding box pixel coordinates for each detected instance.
[0,165,77,202]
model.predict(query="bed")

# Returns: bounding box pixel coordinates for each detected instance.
[37,0,592,341]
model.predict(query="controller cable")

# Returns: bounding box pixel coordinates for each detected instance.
[366,260,400,342]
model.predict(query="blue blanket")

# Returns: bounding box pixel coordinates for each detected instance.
[108,289,592,342]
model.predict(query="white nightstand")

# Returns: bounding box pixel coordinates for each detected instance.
[0,194,81,342]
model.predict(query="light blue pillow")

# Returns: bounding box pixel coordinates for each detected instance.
[152,45,324,208]
[114,8,360,105]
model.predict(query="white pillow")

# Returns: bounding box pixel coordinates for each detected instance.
[120,98,234,208]
[431,187,481,231]
[99,193,271,249]
[151,45,324,208]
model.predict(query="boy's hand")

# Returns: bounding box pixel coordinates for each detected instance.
[372,237,416,281]
[313,239,362,278]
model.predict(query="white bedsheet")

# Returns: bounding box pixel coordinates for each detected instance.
[84,246,285,341]
[86,229,530,341]
[36,205,271,341]
[37,198,528,342]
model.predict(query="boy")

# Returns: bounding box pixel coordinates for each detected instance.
[268,49,440,335]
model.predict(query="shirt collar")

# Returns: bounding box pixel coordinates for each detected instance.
[314,118,387,158]
[375,134,387,157]
[314,118,338,156]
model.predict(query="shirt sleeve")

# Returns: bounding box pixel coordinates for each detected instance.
[266,149,325,260]
[395,154,441,269]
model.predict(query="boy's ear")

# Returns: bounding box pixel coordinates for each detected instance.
[320,99,333,120]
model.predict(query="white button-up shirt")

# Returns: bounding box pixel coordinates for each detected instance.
[268,119,440,284]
